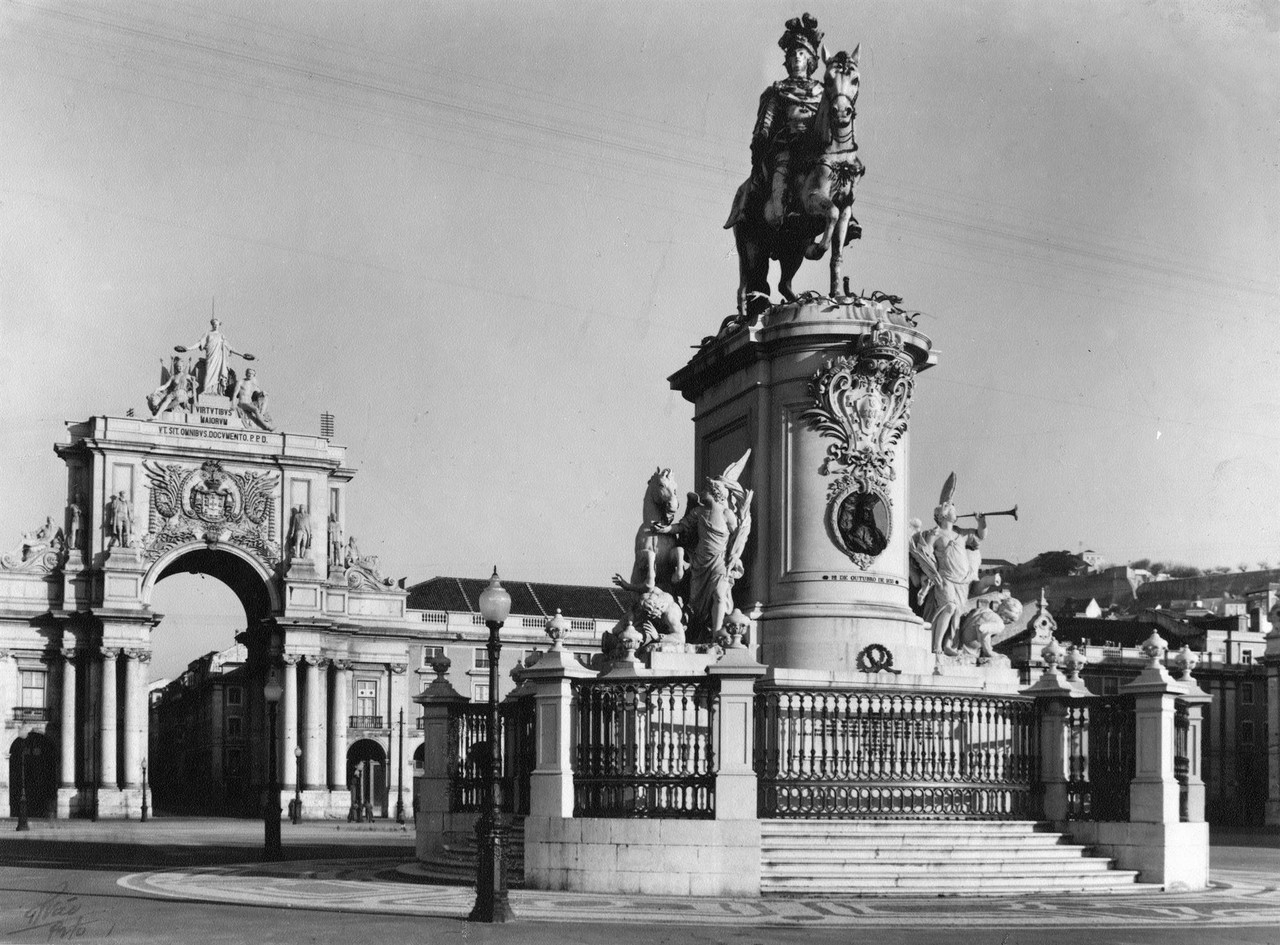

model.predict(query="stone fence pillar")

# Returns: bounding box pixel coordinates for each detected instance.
[1020,638,1085,823]
[1170,646,1210,824]
[521,630,594,819]
[707,635,767,819]
[412,660,468,862]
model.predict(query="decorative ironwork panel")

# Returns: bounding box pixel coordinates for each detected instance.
[571,677,718,819]
[502,696,536,817]
[755,688,1038,819]
[445,699,536,815]
[1174,698,1190,824]
[1065,695,1135,822]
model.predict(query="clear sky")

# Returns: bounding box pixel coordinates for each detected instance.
[2,1,1277,679]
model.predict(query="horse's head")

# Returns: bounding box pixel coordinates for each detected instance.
[644,467,680,523]
[818,46,860,142]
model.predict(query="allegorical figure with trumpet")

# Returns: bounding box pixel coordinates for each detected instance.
[910,473,1017,655]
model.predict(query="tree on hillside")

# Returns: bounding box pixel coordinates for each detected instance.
[1029,550,1086,577]
[1130,557,1152,570]
[1165,564,1202,578]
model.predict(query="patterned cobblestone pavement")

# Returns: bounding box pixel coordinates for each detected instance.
[117,859,1280,929]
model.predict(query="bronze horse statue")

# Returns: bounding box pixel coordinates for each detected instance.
[726,48,864,317]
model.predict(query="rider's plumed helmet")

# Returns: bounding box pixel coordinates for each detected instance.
[778,13,824,59]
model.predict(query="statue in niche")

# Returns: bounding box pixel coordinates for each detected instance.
[107,491,134,548]
[176,317,254,396]
[233,368,274,431]
[327,511,343,567]
[909,473,986,654]
[838,490,888,558]
[287,506,311,560]
[726,13,865,315]
[660,452,753,644]
[67,494,84,552]
[147,356,196,416]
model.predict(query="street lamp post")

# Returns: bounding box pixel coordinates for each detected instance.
[291,746,303,824]
[140,757,149,822]
[263,668,283,861]
[395,708,405,825]
[468,567,513,923]
[14,740,29,832]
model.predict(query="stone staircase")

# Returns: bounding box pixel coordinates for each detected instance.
[417,818,525,888]
[761,820,1147,897]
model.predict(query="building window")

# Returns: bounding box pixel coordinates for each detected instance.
[1241,650,1253,665]
[474,648,490,670]
[473,683,490,703]
[226,717,243,737]
[1242,682,1255,706]
[227,686,242,706]
[21,671,46,708]
[421,645,444,666]
[355,679,379,717]
[1241,720,1255,745]
[1101,677,1119,696]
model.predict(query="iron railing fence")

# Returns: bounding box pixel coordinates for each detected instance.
[755,688,1039,819]
[1173,698,1190,823]
[446,696,536,814]
[571,676,718,818]
[1065,694,1135,822]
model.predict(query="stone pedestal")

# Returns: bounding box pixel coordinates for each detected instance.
[670,299,937,676]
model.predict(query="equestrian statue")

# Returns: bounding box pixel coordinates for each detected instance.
[725,13,865,318]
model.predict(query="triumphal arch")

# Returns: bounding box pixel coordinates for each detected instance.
[1,320,416,819]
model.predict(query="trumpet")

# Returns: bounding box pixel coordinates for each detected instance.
[956,505,1018,522]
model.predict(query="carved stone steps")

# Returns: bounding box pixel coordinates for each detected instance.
[416,820,526,888]
[760,819,1143,897]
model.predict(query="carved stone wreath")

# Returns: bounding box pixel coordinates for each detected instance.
[801,324,917,568]
[856,643,896,674]
[142,459,281,567]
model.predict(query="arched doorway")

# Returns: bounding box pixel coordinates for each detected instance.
[145,545,276,817]
[9,733,56,819]
[347,739,387,818]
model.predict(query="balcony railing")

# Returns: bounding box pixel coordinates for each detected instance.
[13,706,50,722]
[349,715,386,729]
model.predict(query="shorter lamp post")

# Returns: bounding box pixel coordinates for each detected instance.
[395,708,405,825]
[291,746,303,824]
[469,567,513,923]
[14,740,29,832]
[140,757,149,822]
[263,668,283,861]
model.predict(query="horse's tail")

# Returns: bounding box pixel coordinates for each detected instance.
[724,177,754,229]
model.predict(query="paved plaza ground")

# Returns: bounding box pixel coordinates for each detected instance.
[0,818,1277,944]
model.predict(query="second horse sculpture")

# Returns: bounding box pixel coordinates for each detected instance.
[726,35,864,318]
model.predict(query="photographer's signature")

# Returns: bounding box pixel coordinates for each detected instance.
[7,884,113,940]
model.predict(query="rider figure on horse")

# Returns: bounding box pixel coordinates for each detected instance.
[752,13,824,229]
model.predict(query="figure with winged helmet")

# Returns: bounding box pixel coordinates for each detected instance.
[909,473,987,654]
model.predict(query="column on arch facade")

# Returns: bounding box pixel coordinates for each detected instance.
[99,647,119,788]
[389,662,409,802]
[281,655,300,789]
[59,645,78,789]
[330,660,351,789]
[121,648,149,788]
[305,657,329,789]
